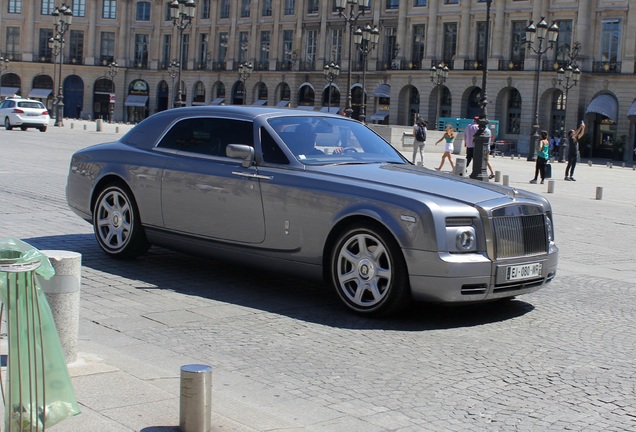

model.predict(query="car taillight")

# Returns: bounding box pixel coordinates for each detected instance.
[42,110,49,115]
[12,108,25,114]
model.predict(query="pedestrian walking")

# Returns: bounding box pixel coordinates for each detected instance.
[412,117,427,165]
[565,121,585,181]
[434,124,455,171]
[530,130,550,184]
[464,116,479,167]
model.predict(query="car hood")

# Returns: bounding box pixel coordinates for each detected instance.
[311,163,531,206]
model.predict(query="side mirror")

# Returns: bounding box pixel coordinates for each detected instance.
[226,144,255,168]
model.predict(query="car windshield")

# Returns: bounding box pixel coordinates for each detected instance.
[268,116,407,165]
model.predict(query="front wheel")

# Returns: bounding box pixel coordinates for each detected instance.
[93,184,149,259]
[4,117,12,130]
[330,223,411,317]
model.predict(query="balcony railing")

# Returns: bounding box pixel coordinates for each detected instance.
[2,53,22,61]
[464,59,484,71]
[276,60,295,71]
[67,56,83,65]
[211,61,226,71]
[593,61,621,73]
[129,59,150,69]
[298,60,316,71]
[35,55,54,63]
[96,56,115,66]
[254,61,270,71]
[498,59,524,71]
[430,59,455,70]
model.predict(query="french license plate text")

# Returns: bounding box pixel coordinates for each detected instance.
[506,263,542,281]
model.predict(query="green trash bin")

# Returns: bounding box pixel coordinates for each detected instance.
[0,238,80,431]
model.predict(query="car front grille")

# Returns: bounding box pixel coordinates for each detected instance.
[492,214,547,259]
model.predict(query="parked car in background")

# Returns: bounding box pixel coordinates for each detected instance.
[66,106,558,317]
[0,97,50,132]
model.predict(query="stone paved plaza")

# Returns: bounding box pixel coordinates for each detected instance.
[0,121,635,431]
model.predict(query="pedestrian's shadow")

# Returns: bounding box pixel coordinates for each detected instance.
[23,234,535,331]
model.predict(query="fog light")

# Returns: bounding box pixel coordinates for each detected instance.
[456,230,476,251]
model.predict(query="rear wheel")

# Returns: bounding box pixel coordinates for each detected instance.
[330,223,411,317]
[93,183,150,259]
[20,126,27,131]
[4,117,12,130]
[39,126,47,132]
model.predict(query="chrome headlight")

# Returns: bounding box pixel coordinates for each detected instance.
[546,214,554,242]
[445,218,478,253]
[456,229,476,251]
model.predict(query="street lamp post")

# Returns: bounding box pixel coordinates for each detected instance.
[169,0,196,108]
[525,17,559,161]
[48,37,61,116]
[238,62,253,105]
[470,0,492,181]
[323,62,340,112]
[335,0,370,118]
[107,61,118,122]
[0,56,9,99]
[556,64,581,162]
[430,63,449,129]
[51,4,73,127]
[168,60,179,108]
[354,23,379,123]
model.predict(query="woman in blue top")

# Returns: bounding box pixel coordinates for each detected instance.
[434,125,455,171]
[530,130,550,184]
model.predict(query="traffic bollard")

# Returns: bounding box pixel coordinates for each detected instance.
[180,364,213,432]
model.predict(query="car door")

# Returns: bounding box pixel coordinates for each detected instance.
[159,117,266,244]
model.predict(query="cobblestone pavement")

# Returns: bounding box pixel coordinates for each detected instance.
[0,122,635,431]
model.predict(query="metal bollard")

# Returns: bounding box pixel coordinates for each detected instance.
[454,158,466,176]
[70,123,74,129]
[37,250,81,363]
[116,126,120,133]
[180,364,213,432]
[502,174,510,186]
[547,180,555,193]
[96,119,103,132]
[596,187,603,200]
[588,160,592,166]
[494,170,501,182]
[83,124,87,130]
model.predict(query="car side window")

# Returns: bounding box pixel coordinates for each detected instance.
[261,127,289,164]
[158,117,253,157]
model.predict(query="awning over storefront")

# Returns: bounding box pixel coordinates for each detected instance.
[1,87,20,97]
[627,101,636,119]
[585,94,617,123]
[296,105,315,111]
[373,84,391,98]
[252,99,267,106]
[276,100,290,107]
[124,95,149,107]
[369,110,390,121]
[28,88,52,99]
[319,106,341,114]
[210,97,224,105]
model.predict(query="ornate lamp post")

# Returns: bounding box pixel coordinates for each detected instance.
[238,62,253,105]
[470,0,492,181]
[0,56,9,99]
[168,60,179,108]
[52,4,73,127]
[169,0,196,108]
[353,23,379,123]
[107,61,118,122]
[335,0,370,118]
[47,37,61,116]
[323,62,340,112]
[430,63,449,129]
[556,64,581,162]
[525,17,559,161]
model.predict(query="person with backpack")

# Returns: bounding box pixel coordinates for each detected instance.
[412,117,427,165]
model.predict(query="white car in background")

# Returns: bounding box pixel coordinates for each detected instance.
[0,97,50,132]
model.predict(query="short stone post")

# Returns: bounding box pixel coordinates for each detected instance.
[596,187,603,200]
[494,170,501,182]
[180,364,213,432]
[547,180,555,193]
[502,175,509,186]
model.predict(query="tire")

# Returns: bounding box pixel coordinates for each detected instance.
[330,223,411,317]
[20,126,27,131]
[4,117,12,130]
[39,126,47,132]
[93,183,150,259]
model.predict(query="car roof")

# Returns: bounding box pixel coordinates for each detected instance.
[149,105,345,122]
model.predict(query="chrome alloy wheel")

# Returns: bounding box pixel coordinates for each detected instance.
[95,188,133,252]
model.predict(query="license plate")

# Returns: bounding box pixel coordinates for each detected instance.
[506,263,542,281]
[27,113,40,116]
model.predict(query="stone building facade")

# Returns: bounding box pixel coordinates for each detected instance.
[1,0,635,160]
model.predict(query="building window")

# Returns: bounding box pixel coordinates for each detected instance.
[99,31,115,64]
[282,30,294,70]
[307,0,318,14]
[383,27,397,68]
[41,0,55,15]
[71,0,86,17]
[219,0,230,19]
[262,0,272,16]
[328,28,342,64]
[180,34,190,69]
[103,0,117,19]
[198,33,209,69]
[218,32,228,62]
[69,30,83,64]
[162,34,171,68]
[136,1,150,21]
[8,0,22,14]
[284,0,295,15]
[476,21,486,61]
[555,20,573,65]
[511,21,527,65]
[601,19,620,63]
[6,27,21,55]
[506,89,521,134]
[444,0,459,4]
[134,34,149,67]
[201,0,210,19]
[194,82,205,103]
[304,30,317,70]
[258,82,268,100]
[240,0,250,17]
[412,25,425,66]
[386,0,398,9]
[414,0,426,7]
[442,22,457,65]
[38,28,54,61]
[260,31,270,64]
[238,31,249,63]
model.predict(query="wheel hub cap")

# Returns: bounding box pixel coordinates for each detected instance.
[112,211,122,228]
[357,259,375,280]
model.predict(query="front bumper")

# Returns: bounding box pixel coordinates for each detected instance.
[405,247,558,303]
